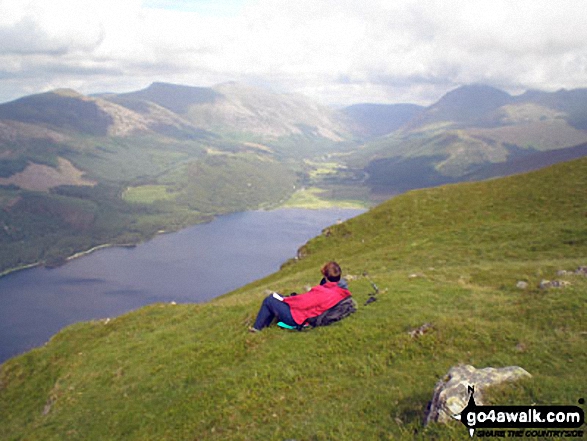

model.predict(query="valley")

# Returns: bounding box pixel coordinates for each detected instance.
[0,82,586,276]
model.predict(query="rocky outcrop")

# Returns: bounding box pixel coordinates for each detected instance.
[517,265,587,290]
[424,365,531,425]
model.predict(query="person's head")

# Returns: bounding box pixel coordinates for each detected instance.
[321,261,342,282]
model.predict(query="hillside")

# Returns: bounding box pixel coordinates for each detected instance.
[1,157,585,440]
[0,85,317,274]
[350,86,587,197]
[107,82,353,155]
[342,103,424,140]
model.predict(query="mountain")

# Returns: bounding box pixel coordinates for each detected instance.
[108,82,221,115]
[107,82,351,145]
[351,85,587,197]
[405,84,514,129]
[0,88,208,140]
[1,157,585,439]
[518,88,587,130]
[0,89,114,136]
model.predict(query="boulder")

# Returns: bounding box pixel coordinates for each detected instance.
[575,266,587,275]
[424,364,531,425]
[539,279,571,289]
[408,322,434,338]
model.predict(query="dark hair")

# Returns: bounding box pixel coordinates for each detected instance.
[321,261,342,282]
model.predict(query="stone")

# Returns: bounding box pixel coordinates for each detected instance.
[424,365,531,425]
[540,280,571,289]
[515,342,527,352]
[408,323,434,338]
[516,281,529,289]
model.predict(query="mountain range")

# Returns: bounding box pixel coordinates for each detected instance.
[351,84,587,196]
[0,81,586,272]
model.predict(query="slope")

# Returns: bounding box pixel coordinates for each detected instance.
[352,86,587,197]
[107,82,353,158]
[1,157,585,440]
[342,103,424,140]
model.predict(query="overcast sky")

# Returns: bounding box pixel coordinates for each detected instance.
[0,0,586,106]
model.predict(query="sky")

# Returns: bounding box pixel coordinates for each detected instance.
[0,0,586,106]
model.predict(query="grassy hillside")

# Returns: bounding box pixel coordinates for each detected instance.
[1,158,585,440]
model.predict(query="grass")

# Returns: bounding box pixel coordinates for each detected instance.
[122,185,178,204]
[282,186,368,210]
[1,158,586,440]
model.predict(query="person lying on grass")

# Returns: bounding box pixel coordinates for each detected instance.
[249,261,352,332]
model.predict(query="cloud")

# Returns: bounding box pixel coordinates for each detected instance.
[0,0,586,105]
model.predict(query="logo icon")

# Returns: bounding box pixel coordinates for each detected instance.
[452,386,585,438]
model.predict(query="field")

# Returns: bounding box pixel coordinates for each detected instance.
[122,185,178,204]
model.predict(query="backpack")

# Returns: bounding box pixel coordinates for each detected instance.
[303,297,357,328]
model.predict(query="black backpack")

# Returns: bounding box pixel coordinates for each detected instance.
[303,297,357,328]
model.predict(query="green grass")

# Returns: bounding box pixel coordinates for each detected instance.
[282,186,368,209]
[122,185,178,204]
[1,158,586,440]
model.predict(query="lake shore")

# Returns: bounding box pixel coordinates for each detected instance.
[0,262,41,278]
[0,193,369,279]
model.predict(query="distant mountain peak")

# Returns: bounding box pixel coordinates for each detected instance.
[50,88,85,98]
[436,84,512,107]
[405,84,515,130]
[115,82,220,114]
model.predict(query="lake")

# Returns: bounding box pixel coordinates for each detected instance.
[0,208,364,363]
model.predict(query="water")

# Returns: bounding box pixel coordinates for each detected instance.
[0,208,364,363]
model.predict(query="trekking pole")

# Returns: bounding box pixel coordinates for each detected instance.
[362,271,379,305]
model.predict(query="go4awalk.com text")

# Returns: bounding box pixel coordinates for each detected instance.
[453,386,585,438]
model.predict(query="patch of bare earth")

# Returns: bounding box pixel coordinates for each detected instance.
[0,157,96,191]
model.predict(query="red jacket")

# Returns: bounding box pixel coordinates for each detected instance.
[283,281,352,325]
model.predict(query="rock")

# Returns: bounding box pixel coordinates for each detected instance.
[552,280,571,288]
[408,323,434,338]
[540,280,571,289]
[515,342,527,352]
[424,365,531,425]
[575,266,587,275]
[516,281,528,289]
